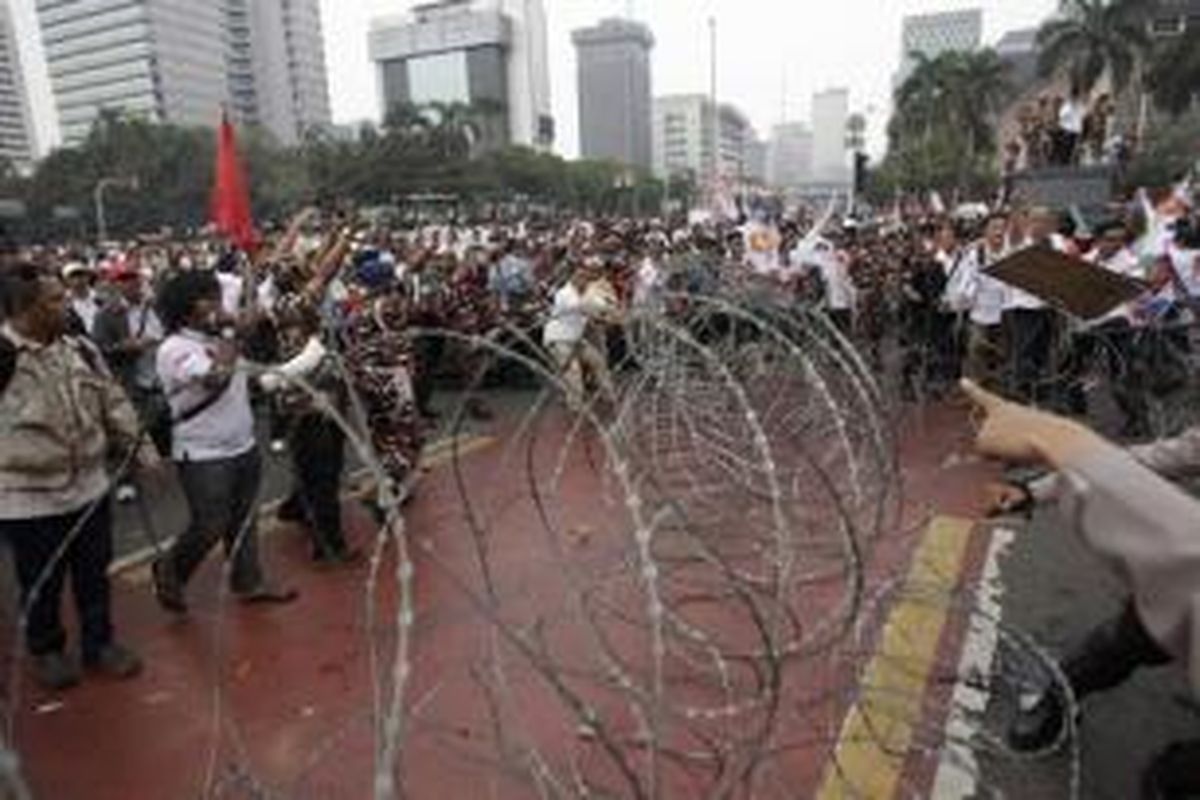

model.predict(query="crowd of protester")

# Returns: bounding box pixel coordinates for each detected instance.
[1,183,1199,792]
[1010,87,1132,171]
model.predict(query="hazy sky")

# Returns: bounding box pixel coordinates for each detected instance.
[319,0,1058,158]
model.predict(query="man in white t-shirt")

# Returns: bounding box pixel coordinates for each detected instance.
[543,259,615,409]
[947,213,1012,390]
[1056,92,1086,165]
[62,261,100,335]
[152,270,296,614]
[1002,207,1071,405]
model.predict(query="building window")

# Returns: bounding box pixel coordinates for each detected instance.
[1151,15,1185,36]
[408,50,470,105]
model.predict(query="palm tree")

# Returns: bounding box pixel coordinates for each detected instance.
[1147,25,1200,116]
[1036,0,1153,96]
[891,49,1010,190]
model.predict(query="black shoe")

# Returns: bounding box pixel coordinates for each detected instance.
[466,399,493,421]
[276,496,307,524]
[152,557,187,615]
[1142,740,1200,799]
[1007,687,1069,753]
[31,652,80,691]
[313,546,364,568]
[84,642,143,680]
[234,583,299,606]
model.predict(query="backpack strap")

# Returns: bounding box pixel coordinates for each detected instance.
[0,333,16,397]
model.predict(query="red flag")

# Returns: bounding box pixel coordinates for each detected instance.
[210,113,258,252]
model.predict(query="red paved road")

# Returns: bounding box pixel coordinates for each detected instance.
[7,402,997,800]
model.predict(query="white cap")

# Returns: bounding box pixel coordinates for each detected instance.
[61,261,91,279]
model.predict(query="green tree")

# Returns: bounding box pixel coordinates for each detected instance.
[1036,0,1152,96]
[1147,25,1200,117]
[888,49,1010,193]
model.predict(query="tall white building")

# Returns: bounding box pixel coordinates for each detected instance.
[895,9,983,86]
[811,88,849,186]
[0,0,35,169]
[368,0,555,151]
[35,0,332,149]
[36,0,227,146]
[767,122,813,190]
[651,94,751,184]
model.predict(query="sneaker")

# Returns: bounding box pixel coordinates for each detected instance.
[84,642,142,680]
[1007,687,1069,754]
[31,652,80,691]
[152,557,188,615]
[115,484,138,504]
[234,583,299,606]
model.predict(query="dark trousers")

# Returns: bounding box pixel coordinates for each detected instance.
[1005,308,1056,405]
[0,502,114,660]
[413,335,446,415]
[1063,601,1171,701]
[1061,322,1149,434]
[933,312,964,384]
[166,449,264,593]
[284,414,348,558]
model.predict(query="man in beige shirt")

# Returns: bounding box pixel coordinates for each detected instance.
[0,264,149,690]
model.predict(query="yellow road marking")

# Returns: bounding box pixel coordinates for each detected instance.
[420,435,497,469]
[816,516,975,800]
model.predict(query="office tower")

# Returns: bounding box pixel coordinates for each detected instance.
[572,17,654,168]
[369,0,555,151]
[896,9,983,86]
[811,88,850,185]
[0,0,35,169]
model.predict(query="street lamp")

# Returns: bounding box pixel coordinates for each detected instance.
[94,176,139,244]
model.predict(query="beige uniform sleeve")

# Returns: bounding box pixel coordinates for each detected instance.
[1056,444,1200,699]
[1128,426,1200,481]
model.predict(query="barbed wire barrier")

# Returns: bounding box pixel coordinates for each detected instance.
[3,289,1199,798]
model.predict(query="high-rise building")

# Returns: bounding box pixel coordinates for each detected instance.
[368,0,555,151]
[227,0,333,144]
[36,0,332,148]
[572,18,654,169]
[767,122,813,190]
[994,27,1040,93]
[895,9,983,86]
[744,134,768,186]
[0,0,35,169]
[651,94,750,184]
[37,0,228,146]
[811,88,849,185]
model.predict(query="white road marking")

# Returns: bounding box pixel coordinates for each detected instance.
[930,527,1015,798]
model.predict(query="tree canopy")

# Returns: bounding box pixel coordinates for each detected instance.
[0,103,669,243]
[879,49,1011,195]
